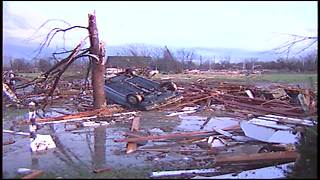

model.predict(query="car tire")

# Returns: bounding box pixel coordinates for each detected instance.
[125,69,137,76]
[126,94,143,105]
[160,82,178,91]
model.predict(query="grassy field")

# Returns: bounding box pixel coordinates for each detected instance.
[17,71,317,87]
[155,72,317,85]
[18,71,86,80]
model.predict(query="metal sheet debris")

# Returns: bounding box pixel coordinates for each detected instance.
[240,121,299,144]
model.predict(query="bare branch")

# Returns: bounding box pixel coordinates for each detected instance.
[294,39,318,55]
[269,33,318,57]
[53,48,90,60]
[34,26,88,58]
[26,19,72,42]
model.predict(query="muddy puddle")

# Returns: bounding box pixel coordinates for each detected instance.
[2,106,258,178]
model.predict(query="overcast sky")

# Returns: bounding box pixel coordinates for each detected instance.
[3,1,318,52]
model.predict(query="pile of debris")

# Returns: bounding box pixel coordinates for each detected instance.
[114,111,316,178]
[171,81,317,118]
[3,71,317,178]
[110,80,317,178]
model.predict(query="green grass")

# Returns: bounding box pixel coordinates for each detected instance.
[258,73,317,84]
[18,71,317,87]
[18,72,41,79]
[155,72,317,86]
[18,71,86,81]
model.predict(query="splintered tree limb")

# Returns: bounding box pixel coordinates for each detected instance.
[38,37,90,109]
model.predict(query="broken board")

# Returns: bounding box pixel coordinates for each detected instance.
[126,117,140,154]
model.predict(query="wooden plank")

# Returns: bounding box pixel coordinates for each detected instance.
[17,107,122,125]
[114,131,216,143]
[3,130,30,136]
[21,170,43,179]
[126,117,140,154]
[215,151,298,164]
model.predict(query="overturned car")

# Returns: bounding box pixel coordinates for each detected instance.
[104,70,182,110]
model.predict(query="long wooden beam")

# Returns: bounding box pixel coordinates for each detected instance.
[215,151,298,164]
[114,131,216,143]
[18,107,122,125]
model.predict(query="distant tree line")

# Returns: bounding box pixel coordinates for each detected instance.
[4,45,317,73]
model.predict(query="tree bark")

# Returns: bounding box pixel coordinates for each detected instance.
[88,13,106,109]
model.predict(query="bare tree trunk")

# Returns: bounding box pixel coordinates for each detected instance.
[88,13,106,109]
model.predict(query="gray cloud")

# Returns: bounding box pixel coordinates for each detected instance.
[3,2,32,30]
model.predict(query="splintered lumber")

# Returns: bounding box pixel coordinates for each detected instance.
[114,131,216,143]
[21,170,43,179]
[126,117,140,154]
[18,107,122,125]
[217,98,303,117]
[214,151,298,165]
[176,93,218,107]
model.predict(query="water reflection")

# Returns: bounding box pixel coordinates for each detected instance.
[31,153,39,169]
[93,126,106,169]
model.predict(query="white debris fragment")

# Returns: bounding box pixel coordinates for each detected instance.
[166,110,197,117]
[248,118,292,130]
[17,168,32,175]
[30,134,56,152]
[181,106,200,111]
[192,162,294,179]
[82,121,110,127]
[240,121,299,144]
[245,90,254,99]
[151,168,219,178]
